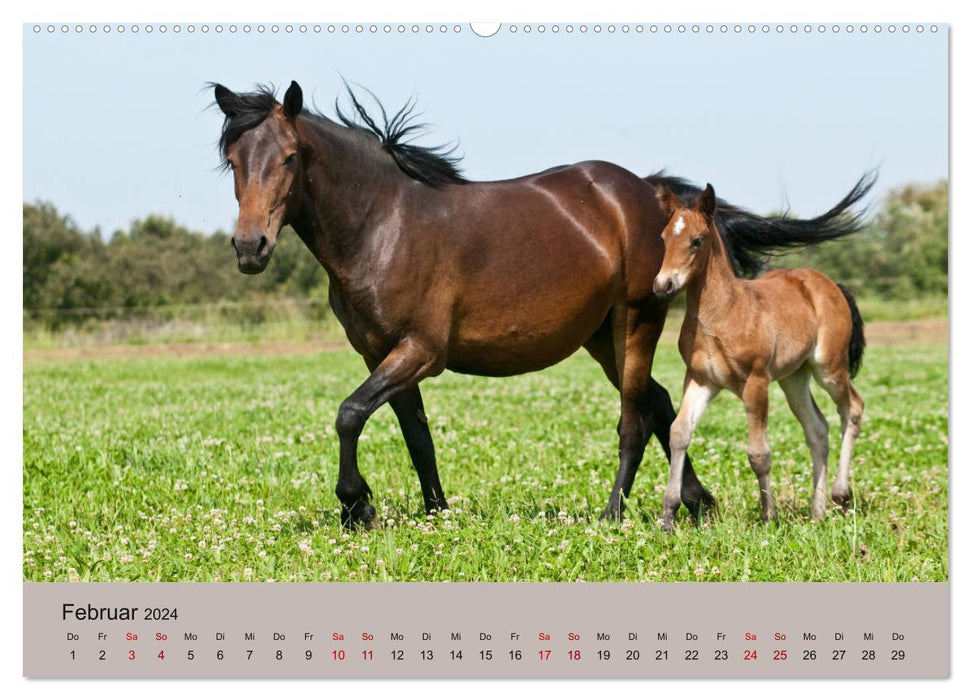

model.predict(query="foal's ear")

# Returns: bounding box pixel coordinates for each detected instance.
[695,183,717,218]
[213,83,238,117]
[283,81,303,120]
[655,185,683,218]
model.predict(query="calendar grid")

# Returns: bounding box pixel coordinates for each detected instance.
[24,582,948,678]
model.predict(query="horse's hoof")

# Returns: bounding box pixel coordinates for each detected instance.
[832,490,853,512]
[341,503,377,529]
[688,498,718,525]
[599,505,624,522]
[657,518,676,533]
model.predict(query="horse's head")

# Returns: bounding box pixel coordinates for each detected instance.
[653,183,718,300]
[213,81,306,274]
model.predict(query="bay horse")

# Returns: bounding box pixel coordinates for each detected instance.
[210,80,872,528]
[652,183,866,530]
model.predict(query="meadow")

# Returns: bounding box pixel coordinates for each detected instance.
[23,335,947,583]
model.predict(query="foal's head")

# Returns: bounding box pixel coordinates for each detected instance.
[213,82,306,274]
[653,183,718,300]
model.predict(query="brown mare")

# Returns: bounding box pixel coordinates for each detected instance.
[211,80,872,528]
[653,184,866,530]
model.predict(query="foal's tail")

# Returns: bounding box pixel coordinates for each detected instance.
[645,171,876,278]
[837,283,866,378]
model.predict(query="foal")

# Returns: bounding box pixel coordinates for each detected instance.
[652,184,866,530]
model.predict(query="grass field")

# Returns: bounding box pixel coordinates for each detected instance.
[23,338,948,583]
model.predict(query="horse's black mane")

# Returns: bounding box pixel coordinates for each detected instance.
[335,82,465,187]
[646,171,876,278]
[213,82,465,188]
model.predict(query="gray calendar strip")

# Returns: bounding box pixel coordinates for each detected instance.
[24,582,948,678]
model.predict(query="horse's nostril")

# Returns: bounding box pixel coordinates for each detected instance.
[230,237,239,255]
[257,235,269,256]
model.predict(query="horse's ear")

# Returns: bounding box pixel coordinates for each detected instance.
[655,185,683,218]
[213,83,238,117]
[283,81,303,120]
[696,183,717,218]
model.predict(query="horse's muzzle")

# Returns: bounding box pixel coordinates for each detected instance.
[653,274,679,300]
[232,234,273,274]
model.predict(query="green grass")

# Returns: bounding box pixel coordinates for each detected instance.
[23,305,347,350]
[23,342,947,583]
[854,296,948,321]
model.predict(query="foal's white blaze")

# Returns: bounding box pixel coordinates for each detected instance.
[673,215,685,236]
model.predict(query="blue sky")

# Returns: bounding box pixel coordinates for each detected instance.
[23,24,947,234]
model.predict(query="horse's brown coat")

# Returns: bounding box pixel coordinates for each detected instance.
[653,185,865,528]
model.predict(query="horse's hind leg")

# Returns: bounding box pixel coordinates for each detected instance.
[389,386,448,514]
[779,368,830,520]
[816,369,864,510]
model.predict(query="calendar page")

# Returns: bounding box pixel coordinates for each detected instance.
[21,17,949,680]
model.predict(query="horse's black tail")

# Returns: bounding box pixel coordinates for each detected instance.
[837,283,866,378]
[645,171,877,278]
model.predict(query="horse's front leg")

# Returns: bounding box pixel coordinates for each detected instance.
[389,386,448,514]
[660,377,715,531]
[335,340,439,528]
[647,378,717,521]
[742,377,775,522]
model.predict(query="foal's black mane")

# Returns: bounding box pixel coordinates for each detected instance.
[646,171,876,278]
[213,83,465,187]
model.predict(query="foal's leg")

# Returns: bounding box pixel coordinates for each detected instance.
[389,386,449,514]
[742,377,776,522]
[647,378,717,521]
[335,340,438,527]
[779,369,830,520]
[585,317,715,521]
[660,377,715,531]
[817,371,864,510]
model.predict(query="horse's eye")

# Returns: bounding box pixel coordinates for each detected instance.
[690,237,703,249]
[284,153,297,165]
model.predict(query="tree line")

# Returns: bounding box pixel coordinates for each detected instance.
[23,179,946,328]
[23,204,326,328]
